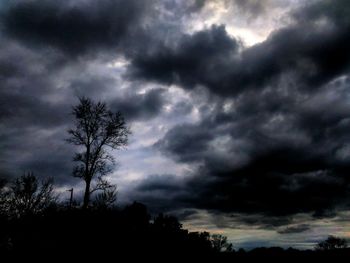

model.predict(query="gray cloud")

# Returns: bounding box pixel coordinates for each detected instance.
[132,0,350,222]
[149,76,350,217]
[1,0,350,231]
[110,88,167,121]
[128,0,350,97]
[0,0,149,57]
[0,1,167,186]
[277,224,311,234]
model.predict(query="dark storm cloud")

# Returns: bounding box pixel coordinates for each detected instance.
[212,212,296,229]
[0,0,171,185]
[132,0,350,223]
[110,88,167,121]
[0,51,166,185]
[69,75,166,121]
[128,25,241,95]
[1,0,350,230]
[0,118,75,184]
[136,174,183,193]
[0,0,148,57]
[0,89,70,128]
[129,0,350,97]
[277,224,311,234]
[0,32,77,183]
[130,174,192,213]
[149,77,350,217]
[155,123,216,163]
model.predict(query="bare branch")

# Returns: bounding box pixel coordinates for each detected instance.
[66,97,130,208]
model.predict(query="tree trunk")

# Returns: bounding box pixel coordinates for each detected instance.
[82,179,91,209]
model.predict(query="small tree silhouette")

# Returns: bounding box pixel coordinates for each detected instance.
[67,97,130,209]
[6,172,57,218]
[0,178,8,216]
[315,235,348,250]
[92,185,117,209]
[211,234,233,252]
[153,213,183,231]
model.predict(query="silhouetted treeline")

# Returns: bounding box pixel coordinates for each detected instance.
[0,202,227,260]
[1,204,349,261]
[1,175,349,261]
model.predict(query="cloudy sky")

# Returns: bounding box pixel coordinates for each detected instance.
[1,0,350,249]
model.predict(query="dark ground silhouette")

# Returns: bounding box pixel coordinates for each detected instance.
[1,201,349,261]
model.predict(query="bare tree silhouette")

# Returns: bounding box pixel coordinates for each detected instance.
[92,184,117,209]
[211,234,233,252]
[4,172,57,218]
[67,97,130,209]
[0,178,8,216]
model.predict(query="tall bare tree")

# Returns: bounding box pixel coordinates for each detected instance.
[67,97,129,209]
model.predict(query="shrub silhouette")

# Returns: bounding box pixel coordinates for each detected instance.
[0,173,57,218]
[315,235,348,250]
[211,234,233,252]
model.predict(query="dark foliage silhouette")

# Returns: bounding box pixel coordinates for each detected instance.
[0,173,57,218]
[92,184,117,209]
[0,178,7,212]
[211,234,233,252]
[0,198,224,260]
[1,181,350,261]
[67,97,130,209]
[153,213,182,231]
[315,235,348,250]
